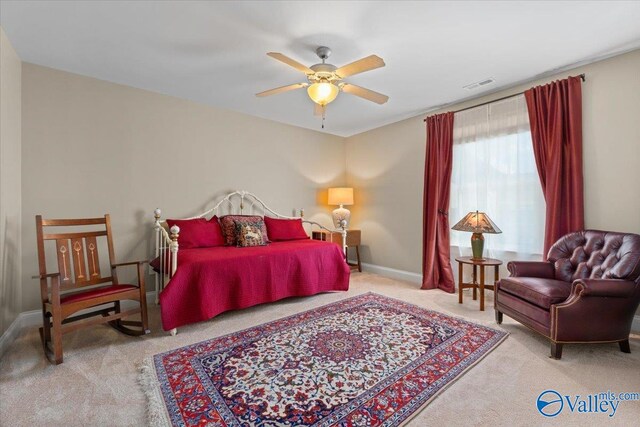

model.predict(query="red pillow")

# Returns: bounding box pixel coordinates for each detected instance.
[264,217,309,241]
[165,216,224,249]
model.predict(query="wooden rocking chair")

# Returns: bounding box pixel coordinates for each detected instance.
[35,214,150,364]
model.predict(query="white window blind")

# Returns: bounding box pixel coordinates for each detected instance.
[450,94,545,261]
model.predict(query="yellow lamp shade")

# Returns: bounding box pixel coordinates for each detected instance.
[307,82,339,106]
[328,187,354,206]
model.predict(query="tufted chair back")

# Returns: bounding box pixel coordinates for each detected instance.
[547,230,640,283]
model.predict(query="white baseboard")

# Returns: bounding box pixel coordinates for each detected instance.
[0,291,157,360]
[0,310,40,360]
[358,262,640,335]
[360,262,422,284]
[2,287,639,359]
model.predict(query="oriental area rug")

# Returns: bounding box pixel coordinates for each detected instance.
[140,293,507,426]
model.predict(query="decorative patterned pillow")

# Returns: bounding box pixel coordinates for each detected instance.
[234,220,266,247]
[220,215,269,246]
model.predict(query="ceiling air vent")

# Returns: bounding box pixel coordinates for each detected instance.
[463,77,495,90]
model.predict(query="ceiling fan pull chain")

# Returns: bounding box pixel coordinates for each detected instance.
[322,106,326,129]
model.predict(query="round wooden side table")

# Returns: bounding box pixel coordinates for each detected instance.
[455,256,503,311]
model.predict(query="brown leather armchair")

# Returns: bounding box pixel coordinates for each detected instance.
[495,230,640,359]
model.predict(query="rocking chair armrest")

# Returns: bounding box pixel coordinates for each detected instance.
[32,272,61,280]
[33,273,62,305]
[111,260,148,293]
[111,260,149,268]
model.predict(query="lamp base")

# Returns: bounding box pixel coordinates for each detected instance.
[332,205,351,229]
[471,232,485,260]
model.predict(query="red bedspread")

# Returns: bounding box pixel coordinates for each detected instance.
[159,240,350,330]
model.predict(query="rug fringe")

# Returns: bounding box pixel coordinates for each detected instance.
[138,356,171,427]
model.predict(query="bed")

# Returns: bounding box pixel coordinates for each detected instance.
[152,191,351,333]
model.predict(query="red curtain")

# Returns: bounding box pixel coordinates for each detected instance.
[524,76,584,258]
[422,112,455,292]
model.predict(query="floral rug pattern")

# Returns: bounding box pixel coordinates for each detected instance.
[147,293,507,426]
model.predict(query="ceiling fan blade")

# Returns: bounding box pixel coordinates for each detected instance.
[314,103,325,116]
[267,52,315,74]
[256,83,308,97]
[334,55,385,78]
[341,83,389,104]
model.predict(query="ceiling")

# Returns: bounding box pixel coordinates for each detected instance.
[2,1,640,137]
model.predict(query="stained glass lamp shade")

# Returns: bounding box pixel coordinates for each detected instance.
[451,211,502,260]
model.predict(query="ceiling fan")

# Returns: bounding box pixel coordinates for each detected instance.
[256,46,389,125]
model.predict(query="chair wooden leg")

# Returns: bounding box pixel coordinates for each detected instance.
[40,309,51,350]
[108,307,146,336]
[108,298,148,336]
[138,265,150,334]
[52,317,64,365]
[113,301,122,327]
[141,311,149,334]
[495,310,503,324]
[39,311,60,364]
[140,299,150,335]
[550,342,563,360]
[39,325,50,361]
[619,339,631,353]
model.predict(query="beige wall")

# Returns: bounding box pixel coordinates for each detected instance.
[21,64,346,311]
[14,49,640,315]
[0,27,22,335]
[345,49,640,276]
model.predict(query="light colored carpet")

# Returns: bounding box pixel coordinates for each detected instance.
[1,272,638,426]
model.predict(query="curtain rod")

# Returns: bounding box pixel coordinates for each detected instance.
[423,73,585,121]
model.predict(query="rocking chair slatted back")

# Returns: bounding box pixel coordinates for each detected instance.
[35,213,149,364]
[36,215,118,291]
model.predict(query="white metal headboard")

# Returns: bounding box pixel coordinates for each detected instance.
[185,190,305,219]
[151,190,347,303]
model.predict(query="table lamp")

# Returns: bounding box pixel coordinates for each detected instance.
[328,187,353,229]
[451,211,502,260]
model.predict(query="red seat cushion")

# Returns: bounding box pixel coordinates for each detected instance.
[60,284,138,305]
[499,277,571,309]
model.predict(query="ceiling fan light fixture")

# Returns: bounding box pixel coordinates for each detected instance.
[259,48,388,121]
[307,82,339,106]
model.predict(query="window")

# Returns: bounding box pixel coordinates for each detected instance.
[450,95,544,260]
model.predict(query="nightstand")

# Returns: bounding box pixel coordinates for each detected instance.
[312,229,362,272]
